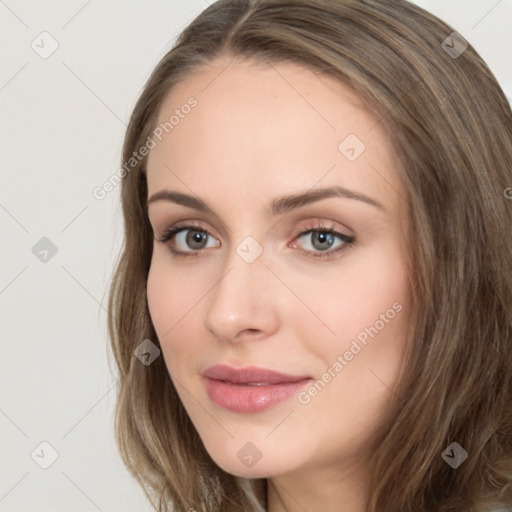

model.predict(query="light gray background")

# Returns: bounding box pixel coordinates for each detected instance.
[1,1,510,511]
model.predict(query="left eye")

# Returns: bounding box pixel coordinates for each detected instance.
[293,229,354,253]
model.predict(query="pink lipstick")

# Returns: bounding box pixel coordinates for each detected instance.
[202,364,313,413]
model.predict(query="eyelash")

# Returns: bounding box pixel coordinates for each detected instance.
[156,222,356,260]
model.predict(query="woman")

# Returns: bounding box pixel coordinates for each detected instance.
[108,0,512,510]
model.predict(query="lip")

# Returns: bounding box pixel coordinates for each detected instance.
[202,364,313,413]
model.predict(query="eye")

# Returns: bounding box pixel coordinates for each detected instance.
[291,225,355,259]
[157,225,220,257]
[155,222,355,260]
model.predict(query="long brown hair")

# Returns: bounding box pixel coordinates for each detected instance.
[107,1,512,510]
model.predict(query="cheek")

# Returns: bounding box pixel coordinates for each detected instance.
[146,257,196,347]
[147,260,173,333]
[321,253,410,405]
[297,244,411,416]
[146,255,211,378]
[293,257,411,454]
[292,243,410,346]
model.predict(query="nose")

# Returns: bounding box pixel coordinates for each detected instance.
[203,246,280,344]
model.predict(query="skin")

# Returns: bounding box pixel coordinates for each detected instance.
[146,55,412,512]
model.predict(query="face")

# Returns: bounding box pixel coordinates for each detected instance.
[146,56,412,481]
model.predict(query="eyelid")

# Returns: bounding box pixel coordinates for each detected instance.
[289,218,354,240]
[155,220,217,241]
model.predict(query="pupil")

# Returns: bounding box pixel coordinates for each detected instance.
[187,230,207,249]
[313,231,333,251]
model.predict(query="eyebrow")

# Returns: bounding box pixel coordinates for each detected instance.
[147,186,386,216]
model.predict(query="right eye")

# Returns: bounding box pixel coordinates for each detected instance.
[157,225,220,258]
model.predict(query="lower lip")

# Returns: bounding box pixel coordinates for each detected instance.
[204,377,313,413]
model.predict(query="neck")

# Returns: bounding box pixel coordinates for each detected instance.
[266,461,369,512]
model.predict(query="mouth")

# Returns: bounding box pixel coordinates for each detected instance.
[202,364,313,413]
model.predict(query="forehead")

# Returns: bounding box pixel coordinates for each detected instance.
[146,57,404,214]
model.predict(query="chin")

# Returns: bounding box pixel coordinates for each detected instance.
[203,442,289,479]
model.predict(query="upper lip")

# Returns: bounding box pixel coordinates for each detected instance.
[202,364,312,385]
